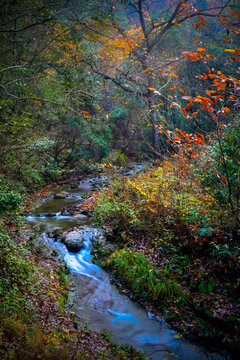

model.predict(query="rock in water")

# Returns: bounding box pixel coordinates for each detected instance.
[54,192,68,199]
[62,230,84,253]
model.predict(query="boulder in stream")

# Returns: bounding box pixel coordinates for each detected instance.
[62,230,84,253]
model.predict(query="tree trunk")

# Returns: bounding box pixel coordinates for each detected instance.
[147,94,159,156]
[147,76,161,157]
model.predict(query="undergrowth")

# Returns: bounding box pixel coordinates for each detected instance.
[84,165,227,249]
[108,249,182,302]
[84,164,240,355]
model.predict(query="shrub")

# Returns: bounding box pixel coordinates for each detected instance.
[0,190,22,215]
[0,233,33,300]
[0,175,22,215]
[102,150,128,167]
[89,165,219,243]
[202,118,240,224]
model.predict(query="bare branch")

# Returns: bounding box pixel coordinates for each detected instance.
[0,64,27,73]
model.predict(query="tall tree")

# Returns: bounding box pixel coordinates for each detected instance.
[80,0,234,157]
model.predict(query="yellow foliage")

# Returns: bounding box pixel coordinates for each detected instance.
[97,24,144,68]
[126,165,216,223]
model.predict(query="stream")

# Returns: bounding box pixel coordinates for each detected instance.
[27,172,226,360]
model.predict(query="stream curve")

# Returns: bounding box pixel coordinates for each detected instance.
[27,174,226,360]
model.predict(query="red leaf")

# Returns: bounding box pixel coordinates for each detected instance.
[164,161,171,166]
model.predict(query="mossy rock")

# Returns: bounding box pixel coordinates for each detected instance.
[54,192,68,199]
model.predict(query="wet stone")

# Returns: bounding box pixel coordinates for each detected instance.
[48,229,64,241]
[54,191,69,199]
[60,205,81,215]
[62,230,84,253]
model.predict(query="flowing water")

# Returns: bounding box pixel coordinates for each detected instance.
[27,173,226,360]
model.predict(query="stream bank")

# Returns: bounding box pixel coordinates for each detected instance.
[79,165,239,360]
[0,171,149,360]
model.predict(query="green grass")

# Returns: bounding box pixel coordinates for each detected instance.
[108,249,182,302]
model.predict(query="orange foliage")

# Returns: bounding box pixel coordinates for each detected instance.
[97,25,144,68]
